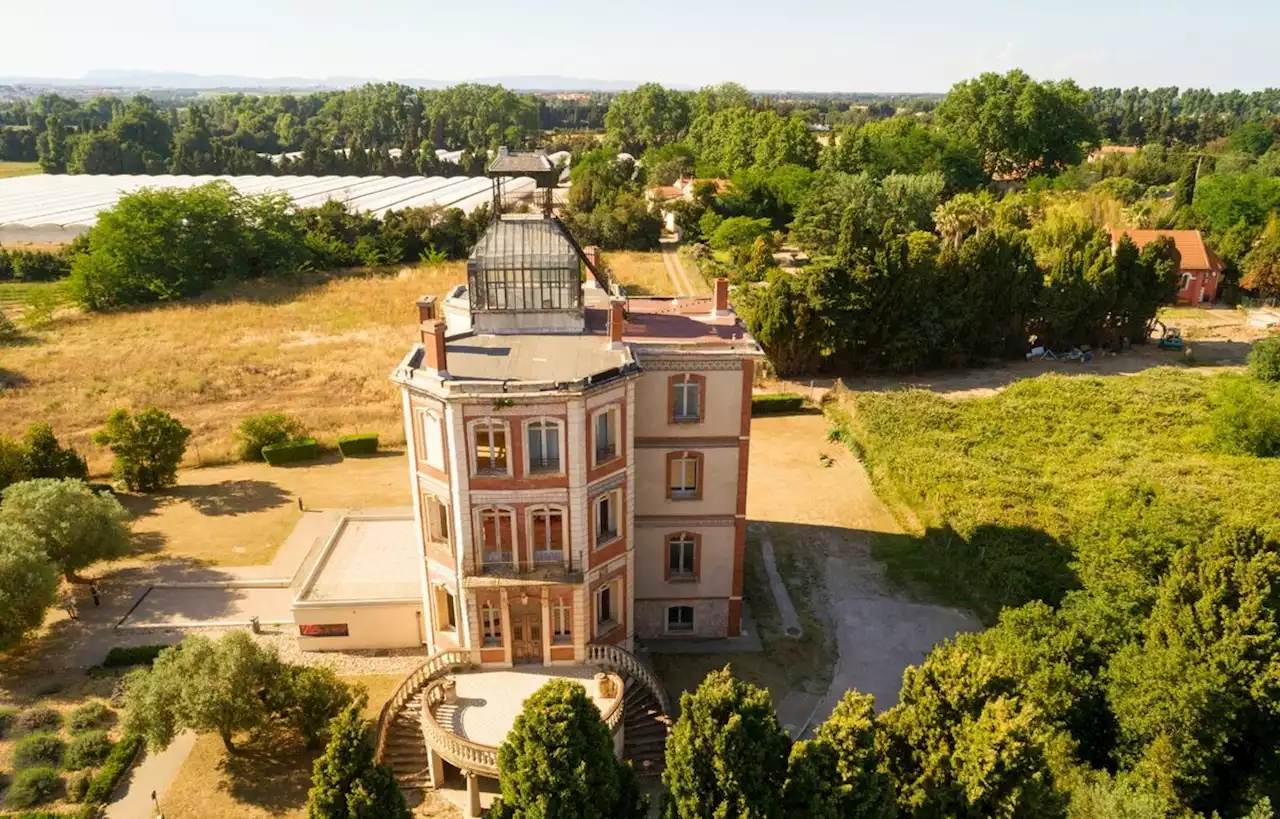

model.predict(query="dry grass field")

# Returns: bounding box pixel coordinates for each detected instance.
[604,251,676,296]
[0,161,40,179]
[0,264,466,474]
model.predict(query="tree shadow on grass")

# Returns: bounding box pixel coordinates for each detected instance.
[221,728,319,813]
[0,366,28,390]
[169,479,294,516]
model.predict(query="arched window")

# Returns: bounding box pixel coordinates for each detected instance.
[529,506,567,565]
[667,452,703,500]
[666,532,699,580]
[667,605,695,633]
[476,507,516,571]
[481,600,502,645]
[525,418,563,473]
[471,419,510,475]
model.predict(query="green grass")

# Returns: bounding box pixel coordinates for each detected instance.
[0,280,64,318]
[0,161,40,179]
[833,368,1280,622]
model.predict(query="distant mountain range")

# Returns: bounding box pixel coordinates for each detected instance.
[0,70,687,93]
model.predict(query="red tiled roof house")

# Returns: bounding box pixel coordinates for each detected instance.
[1111,228,1225,306]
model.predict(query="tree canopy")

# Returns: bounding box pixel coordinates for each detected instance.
[0,479,131,580]
[0,521,60,650]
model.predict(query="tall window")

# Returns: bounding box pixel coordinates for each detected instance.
[530,507,566,565]
[671,375,702,423]
[552,597,571,642]
[526,419,561,473]
[473,420,508,474]
[668,532,697,579]
[594,407,619,465]
[478,507,515,569]
[418,409,445,469]
[481,601,502,645]
[595,491,619,547]
[667,605,695,633]
[423,495,450,543]
[595,583,616,632]
[435,585,457,631]
[668,453,701,500]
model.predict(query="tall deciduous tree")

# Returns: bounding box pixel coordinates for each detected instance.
[0,521,60,650]
[306,702,409,819]
[935,70,1099,178]
[1243,214,1280,299]
[0,479,130,581]
[489,678,646,819]
[663,667,791,819]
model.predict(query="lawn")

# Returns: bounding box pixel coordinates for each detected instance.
[0,263,466,474]
[119,453,411,566]
[161,673,457,819]
[0,162,40,180]
[834,368,1280,621]
[604,251,675,296]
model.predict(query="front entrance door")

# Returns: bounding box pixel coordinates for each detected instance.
[512,612,543,664]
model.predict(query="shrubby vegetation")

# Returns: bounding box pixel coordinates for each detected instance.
[0,478,131,580]
[306,701,408,819]
[236,412,308,462]
[0,422,89,493]
[92,407,190,491]
[0,522,60,650]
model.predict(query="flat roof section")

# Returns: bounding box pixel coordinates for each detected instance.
[445,332,629,383]
[299,516,421,603]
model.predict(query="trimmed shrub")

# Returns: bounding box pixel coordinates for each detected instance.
[261,438,319,466]
[751,393,807,415]
[64,731,112,770]
[66,769,93,803]
[337,433,379,457]
[235,412,307,462]
[0,705,17,736]
[14,734,66,768]
[1250,336,1280,383]
[15,706,62,734]
[4,766,61,808]
[102,644,168,668]
[68,702,114,733]
[83,733,144,804]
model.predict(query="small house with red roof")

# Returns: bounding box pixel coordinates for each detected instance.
[1111,228,1225,306]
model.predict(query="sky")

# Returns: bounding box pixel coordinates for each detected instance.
[1,0,1276,92]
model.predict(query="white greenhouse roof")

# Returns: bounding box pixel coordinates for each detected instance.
[0,174,532,243]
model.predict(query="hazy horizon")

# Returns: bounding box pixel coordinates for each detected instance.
[2,0,1278,93]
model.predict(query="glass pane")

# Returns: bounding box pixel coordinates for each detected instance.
[527,428,543,462]
[688,385,700,418]
[683,459,698,490]
[491,429,507,468]
[546,431,559,461]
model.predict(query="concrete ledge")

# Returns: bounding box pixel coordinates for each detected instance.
[116,619,295,631]
[152,579,291,590]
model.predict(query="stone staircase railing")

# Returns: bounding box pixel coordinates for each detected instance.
[586,643,671,715]
[420,678,501,777]
[374,649,474,765]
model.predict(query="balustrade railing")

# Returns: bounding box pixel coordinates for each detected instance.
[586,643,672,715]
[420,680,501,776]
[374,649,474,765]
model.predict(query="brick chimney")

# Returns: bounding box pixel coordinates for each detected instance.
[583,245,603,276]
[608,299,626,348]
[713,277,730,316]
[421,320,448,376]
[416,295,437,323]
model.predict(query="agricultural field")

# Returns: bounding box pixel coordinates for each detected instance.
[0,162,40,180]
[0,280,64,319]
[833,367,1280,621]
[0,264,466,474]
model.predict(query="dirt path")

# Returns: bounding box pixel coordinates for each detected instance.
[659,240,695,296]
[747,414,979,719]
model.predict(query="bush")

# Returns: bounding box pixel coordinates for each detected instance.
[13,734,66,768]
[15,706,62,735]
[751,393,807,415]
[102,645,167,668]
[4,766,61,808]
[261,438,319,466]
[65,769,92,803]
[22,423,88,481]
[0,312,19,344]
[10,250,71,282]
[1209,377,1280,457]
[68,702,114,733]
[336,433,378,457]
[0,705,17,736]
[235,412,307,462]
[63,731,112,770]
[82,733,143,804]
[1249,336,1280,383]
[92,407,191,492]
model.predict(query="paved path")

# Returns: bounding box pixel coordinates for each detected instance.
[104,731,197,819]
[756,527,803,638]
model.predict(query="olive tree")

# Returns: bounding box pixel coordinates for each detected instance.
[0,478,131,580]
[0,522,60,650]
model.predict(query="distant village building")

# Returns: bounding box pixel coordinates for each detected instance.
[1112,228,1224,306]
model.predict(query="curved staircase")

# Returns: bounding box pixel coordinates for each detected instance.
[374,645,671,795]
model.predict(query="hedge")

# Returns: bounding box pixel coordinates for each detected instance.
[83,733,144,805]
[102,644,167,668]
[337,433,379,457]
[751,393,807,415]
[261,437,319,465]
